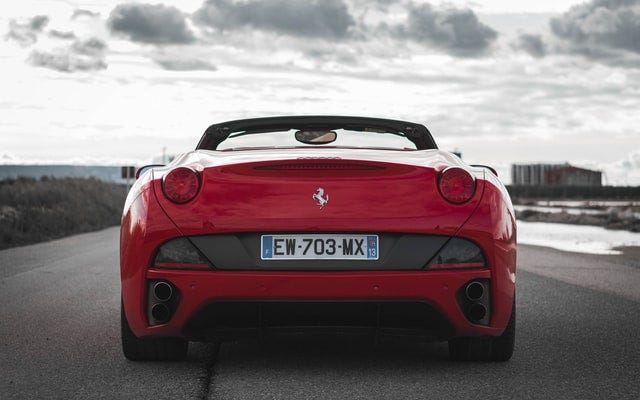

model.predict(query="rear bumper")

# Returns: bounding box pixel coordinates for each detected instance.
[124,268,513,340]
[183,300,456,342]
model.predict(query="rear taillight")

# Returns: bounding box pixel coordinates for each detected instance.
[162,167,200,203]
[438,167,475,204]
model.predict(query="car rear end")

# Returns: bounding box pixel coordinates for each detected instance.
[120,147,516,360]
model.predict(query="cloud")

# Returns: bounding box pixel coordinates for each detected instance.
[29,15,49,31]
[395,3,498,57]
[1,153,16,163]
[191,0,496,60]
[5,14,108,72]
[513,33,547,58]
[49,30,77,40]
[194,0,355,39]
[29,50,107,72]
[72,9,100,19]
[108,3,195,44]
[600,150,640,185]
[153,56,217,71]
[5,15,49,46]
[620,150,640,170]
[28,37,107,73]
[550,0,640,62]
[72,38,107,55]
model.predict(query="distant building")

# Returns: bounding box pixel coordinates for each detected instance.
[511,163,602,186]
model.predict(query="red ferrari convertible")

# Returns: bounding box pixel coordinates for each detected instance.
[120,116,516,361]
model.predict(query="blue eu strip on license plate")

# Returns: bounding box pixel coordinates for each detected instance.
[261,234,379,260]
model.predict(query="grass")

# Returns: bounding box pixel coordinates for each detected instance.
[0,176,126,250]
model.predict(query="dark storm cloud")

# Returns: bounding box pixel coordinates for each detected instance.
[28,37,107,73]
[108,3,195,44]
[193,0,355,39]
[550,0,640,60]
[513,33,547,58]
[5,15,49,46]
[396,3,498,57]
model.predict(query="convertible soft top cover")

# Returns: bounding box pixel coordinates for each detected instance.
[197,116,439,150]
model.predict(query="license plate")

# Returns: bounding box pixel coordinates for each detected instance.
[261,234,379,260]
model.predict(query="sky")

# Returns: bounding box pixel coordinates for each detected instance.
[1,0,639,185]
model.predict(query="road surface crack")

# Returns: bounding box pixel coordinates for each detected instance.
[199,342,220,400]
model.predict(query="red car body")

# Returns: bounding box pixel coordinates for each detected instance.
[120,116,516,361]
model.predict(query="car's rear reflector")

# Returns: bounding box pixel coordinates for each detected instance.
[427,238,486,269]
[153,238,211,269]
[438,167,475,204]
[162,167,201,204]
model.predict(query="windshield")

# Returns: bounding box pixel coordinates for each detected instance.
[217,129,418,151]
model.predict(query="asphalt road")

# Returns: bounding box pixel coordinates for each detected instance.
[1,227,639,399]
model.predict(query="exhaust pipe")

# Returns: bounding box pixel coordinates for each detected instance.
[465,281,484,301]
[467,303,487,322]
[153,281,173,302]
[151,303,171,323]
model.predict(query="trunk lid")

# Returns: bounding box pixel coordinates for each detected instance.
[153,149,484,237]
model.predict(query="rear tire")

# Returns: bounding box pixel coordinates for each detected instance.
[121,301,188,361]
[448,297,515,362]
